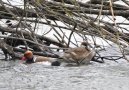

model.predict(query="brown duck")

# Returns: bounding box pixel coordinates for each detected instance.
[62,42,95,65]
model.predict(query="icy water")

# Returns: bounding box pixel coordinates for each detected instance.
[0,46,129,90]
[0,60,129,90]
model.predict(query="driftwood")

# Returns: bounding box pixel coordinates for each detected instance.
[0,25,66,47]
[0,0,129,63]
[0,39,15,60]
[0,38,61,60]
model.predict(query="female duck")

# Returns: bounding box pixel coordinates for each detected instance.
[62,42,96,65]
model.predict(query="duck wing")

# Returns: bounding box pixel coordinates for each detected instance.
[65,47,90,60]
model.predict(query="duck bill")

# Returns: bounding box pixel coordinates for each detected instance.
[21,56,27,61]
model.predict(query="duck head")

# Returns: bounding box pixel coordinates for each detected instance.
[81,42,89,47]
[81,41,91,48]
[80,41,92,51]
[22,50,33,61]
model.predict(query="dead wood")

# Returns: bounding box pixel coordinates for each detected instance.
[0,26,66,47]
[0,1,129,19]
[0,39,15,60]
[0,38,61,60]
[0,0,129,62]
[13,47,60,58]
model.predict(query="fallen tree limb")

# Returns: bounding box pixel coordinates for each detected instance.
[13,47,60,59]
[0,26,66,47]
[0,35,68,50]
[1,1,129,19]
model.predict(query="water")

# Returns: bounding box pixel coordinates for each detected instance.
[0,56,129,90]
[0,44,129,90]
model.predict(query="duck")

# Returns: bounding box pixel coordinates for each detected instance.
[61,42,96,65]
[21,50,61,66]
